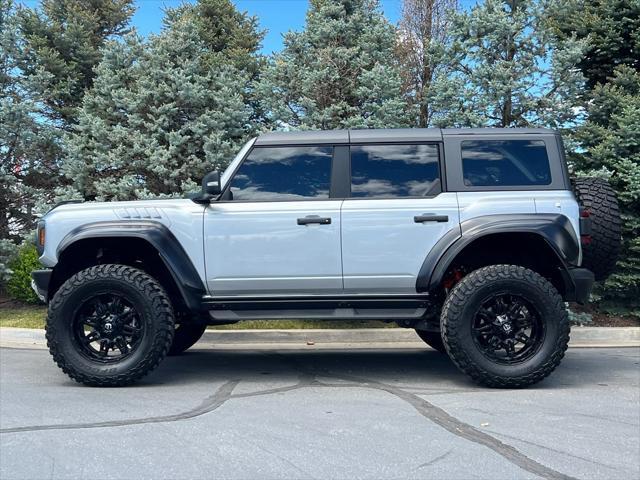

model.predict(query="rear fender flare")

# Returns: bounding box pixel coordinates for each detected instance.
[416,214,580,293]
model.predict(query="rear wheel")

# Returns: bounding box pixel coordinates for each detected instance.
[415,330,446,353]
[573,177,621,281]
[46,264,175,387]
[441,265,569,388]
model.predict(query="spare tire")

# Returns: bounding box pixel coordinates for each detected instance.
[572,177,621,281]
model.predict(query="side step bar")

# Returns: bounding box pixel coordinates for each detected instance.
[201,294,431,311]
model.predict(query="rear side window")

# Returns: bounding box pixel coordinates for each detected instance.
[461,140,551,187]
[230,146,332,201]
[350,144,440,198]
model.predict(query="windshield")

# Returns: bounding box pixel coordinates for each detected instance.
[221,138,256,189]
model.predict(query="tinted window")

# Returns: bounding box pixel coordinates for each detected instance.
[230,146,332,201]
[461,140,551,187]
[350,144,440,198]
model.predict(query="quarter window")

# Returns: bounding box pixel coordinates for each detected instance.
[350,144,440,198]
[461,140,551,187]
[229,146,333,201]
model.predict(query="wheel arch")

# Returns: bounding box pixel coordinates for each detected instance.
[50,221,206,312]
[417,214,581,298]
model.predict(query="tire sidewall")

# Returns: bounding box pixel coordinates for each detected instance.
[444,272,564,380]
[48,271,169,380]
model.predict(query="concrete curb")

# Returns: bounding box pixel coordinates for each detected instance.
[1,326,638,350]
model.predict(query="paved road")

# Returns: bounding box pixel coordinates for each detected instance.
[1,346,638,480]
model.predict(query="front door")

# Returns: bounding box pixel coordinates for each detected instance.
[341,143,460,294]
[204,145,343,296]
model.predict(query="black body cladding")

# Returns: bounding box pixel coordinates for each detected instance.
[54,221,207,310]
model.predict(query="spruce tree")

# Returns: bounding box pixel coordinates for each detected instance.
[572,67,640,314]
[257,0,412,129]
[0,0,58,242]
[62,14,257,201]
[17,0,135,126]
[429,0,586,129]
[546,0,640,90]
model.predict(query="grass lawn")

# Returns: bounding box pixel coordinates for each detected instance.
[0,303,396,330]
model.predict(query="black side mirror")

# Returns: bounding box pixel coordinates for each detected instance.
[202,170,221,196]
[191,170,221,204]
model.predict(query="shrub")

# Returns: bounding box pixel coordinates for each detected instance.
[6,243,41,304]
[0,239,19,287]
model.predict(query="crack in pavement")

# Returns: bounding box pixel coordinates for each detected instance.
[0,380,239,434]
[1,355,578,480]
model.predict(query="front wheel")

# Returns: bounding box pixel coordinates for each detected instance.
[441,265,569,388]
[46,265,175,387]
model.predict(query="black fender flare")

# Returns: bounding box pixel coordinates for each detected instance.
[416,214,580,293]
[56,221,206,311]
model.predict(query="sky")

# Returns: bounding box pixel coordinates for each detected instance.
[133,0,407,54]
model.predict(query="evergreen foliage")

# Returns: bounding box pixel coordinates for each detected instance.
[572,67,640,314]
[5,243,40,303]
[546,0,640,90]
[17,0,135,125]
[397,0,458,127]
[61,6,259,200]
[0,0,59,242]
[257,0,412,129]
[428,0,586,129]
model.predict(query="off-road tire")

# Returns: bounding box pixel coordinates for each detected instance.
[46,264,175,387]
[441,265,570,388]
[415,330,446,353]
[168,321,207,356]
[572,177,621,281]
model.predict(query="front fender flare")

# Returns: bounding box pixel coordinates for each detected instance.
[56,221,206,311]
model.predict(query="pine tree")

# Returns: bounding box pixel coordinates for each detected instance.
[0,0,58,242]
[397,0,458,127]
[572,68,640,315]
[61,15,257,201]
[548,0,639,313]
[546,0,640,90]
[17,0,135,126]
[257,0,412,130]
[429,0,586,129]
[163,0,266,124]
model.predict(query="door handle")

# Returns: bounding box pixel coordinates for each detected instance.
[297,216,332,226]
[414,214,449,223]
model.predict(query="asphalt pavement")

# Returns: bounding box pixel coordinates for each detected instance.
[0,345,639,480]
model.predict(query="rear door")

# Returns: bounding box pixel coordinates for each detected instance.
[204,145,344,296]
[341,143,460,294]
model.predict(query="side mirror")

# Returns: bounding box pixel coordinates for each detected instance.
[190,170,221,204]
[202,170,221,196]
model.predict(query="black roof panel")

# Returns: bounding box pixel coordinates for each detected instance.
[441,127,557,135]
[349,128,442,142]
[254,128,556,145]
[254,130,349,145]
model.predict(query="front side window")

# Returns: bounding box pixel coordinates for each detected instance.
[350,144,440,198]
[229,146,333,201]
[461,140,551,187]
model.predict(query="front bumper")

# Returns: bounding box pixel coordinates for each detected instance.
[31,270,52,303]
[564,268,595,305]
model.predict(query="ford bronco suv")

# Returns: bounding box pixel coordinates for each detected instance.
[31,128,621,388]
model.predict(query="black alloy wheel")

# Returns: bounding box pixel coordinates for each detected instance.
[471,293,545,365]
[72,293,145,362]
[440,265,570,388]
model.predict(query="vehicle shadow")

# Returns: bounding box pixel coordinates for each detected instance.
[148,347,471,390]
[146,346,639,391]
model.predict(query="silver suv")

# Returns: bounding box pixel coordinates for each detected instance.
[31,128,621,387]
